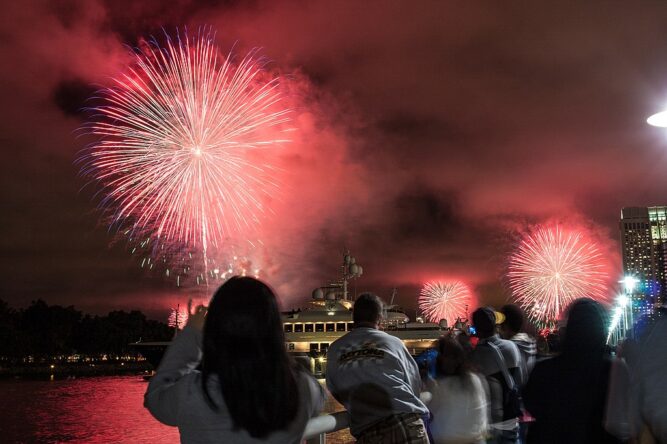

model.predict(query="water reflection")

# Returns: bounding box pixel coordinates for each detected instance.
[0,376,353,443]
[0,376,178,443]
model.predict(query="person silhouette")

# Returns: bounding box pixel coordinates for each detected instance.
[145,277,324,443]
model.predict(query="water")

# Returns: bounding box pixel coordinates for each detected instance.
[0,376,353,443]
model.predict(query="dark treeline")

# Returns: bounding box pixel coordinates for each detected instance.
[0,299,172,364]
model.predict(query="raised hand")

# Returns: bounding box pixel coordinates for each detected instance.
[186,299,207,331]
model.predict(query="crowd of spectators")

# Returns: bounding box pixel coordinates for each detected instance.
[144,276,666,444]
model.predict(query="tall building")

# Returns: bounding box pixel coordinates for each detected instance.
[620,206,667,320]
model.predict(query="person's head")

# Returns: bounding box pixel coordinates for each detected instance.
[546,332,561,354]
[499,304,525,339]
[436,335,470,377]
[201,276,298,438]
[536,335,550,356]
[457,330,474,355]
[472,307,499,339]
[561,298,608,357]
[353,292,383,327]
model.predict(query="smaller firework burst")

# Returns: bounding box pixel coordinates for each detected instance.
[168,304,189,330]
[419,281,473,324]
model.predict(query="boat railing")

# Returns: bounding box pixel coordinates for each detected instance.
[302,391,432,443]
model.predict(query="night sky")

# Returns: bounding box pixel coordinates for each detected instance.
[3,1,667,319]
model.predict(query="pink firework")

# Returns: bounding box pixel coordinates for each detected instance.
[168,305,189,329]
[81,30,289,272]
[508,225,609,325]
[419,281,473,324]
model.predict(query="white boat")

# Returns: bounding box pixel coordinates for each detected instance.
[282,254,446,375]
[133,253,451,374]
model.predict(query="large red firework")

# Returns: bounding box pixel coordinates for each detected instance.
[80,30,291,284]
[508,225,609,325]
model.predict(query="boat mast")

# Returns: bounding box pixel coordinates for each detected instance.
[342,252,363,301]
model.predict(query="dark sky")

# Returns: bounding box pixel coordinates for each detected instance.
[2,1,667,320]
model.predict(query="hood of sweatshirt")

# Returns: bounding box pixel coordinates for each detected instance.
[511,332,537,356]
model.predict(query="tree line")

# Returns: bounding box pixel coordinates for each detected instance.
[0,299,172,363]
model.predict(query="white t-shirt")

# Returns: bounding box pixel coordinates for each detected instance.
[428,373,489,444]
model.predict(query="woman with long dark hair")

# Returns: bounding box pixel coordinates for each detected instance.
[145,277,324,443]
[427,335,489,444]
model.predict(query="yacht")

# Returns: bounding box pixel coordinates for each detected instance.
[133,253,450,375]
[283,254,447,375]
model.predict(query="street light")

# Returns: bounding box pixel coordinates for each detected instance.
[622,276,638,292]
[607,306,624,345]
[618,294,629,337]
[647,110,667,127]
[620,275,638,338]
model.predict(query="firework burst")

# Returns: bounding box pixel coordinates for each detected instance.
[168,305,189,329]
[418,280,473,324]
[80,29,290,279]
[508,225,608,325]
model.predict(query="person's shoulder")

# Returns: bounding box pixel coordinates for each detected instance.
[329,329,356,348]
[295,366,319,388]
[381,329,404,344]
[294,366,325,411]
[512,332,535,344]
[469,371,482,383]
[531,355,559,374]
[326,341,344,359]
[468,372,488,394]
[385,332,414,354]
[471,340,491,355]
[356,327,399,344]
[498,337,521,356]
[498,336,519,349]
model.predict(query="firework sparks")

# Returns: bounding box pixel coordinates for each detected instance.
[508,225,608,325]
[80,29,290,278]
[168,304,189,329]
[418,280,473,324]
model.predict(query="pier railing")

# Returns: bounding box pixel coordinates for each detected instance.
[303,411,350,444]
[302,391,432,443]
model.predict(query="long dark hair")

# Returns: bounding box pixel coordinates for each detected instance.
[436,336,473,385]
[201,277,299,438]
[561,298,608,358]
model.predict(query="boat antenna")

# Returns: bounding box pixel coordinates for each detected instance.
[342,251,363,301]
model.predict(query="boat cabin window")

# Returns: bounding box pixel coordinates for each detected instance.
[336,322,346,332]
[347,322,354,330]
[305,323,314,332]
[326,323,335,332]
[288,343,295,350]
[315,323,324,332]
[294,324,303,333]
[309,343,319,352]
[284,324,293,333]
[320,343,330,351]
